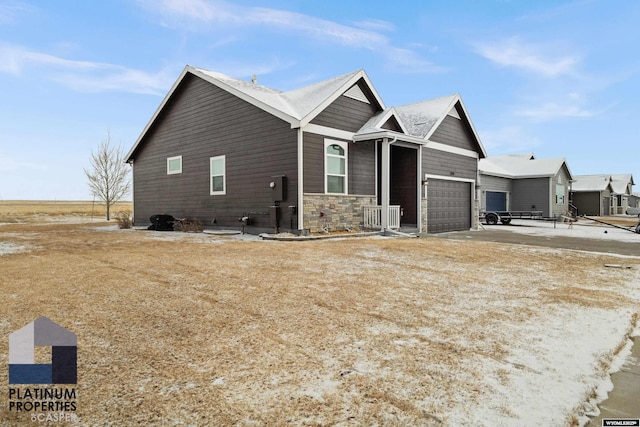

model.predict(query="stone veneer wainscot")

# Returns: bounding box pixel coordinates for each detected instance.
[303,194,377,233]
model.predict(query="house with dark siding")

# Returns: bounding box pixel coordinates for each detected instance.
[478,153,573,218]
[126,66,486,234]
[571,174,635,216]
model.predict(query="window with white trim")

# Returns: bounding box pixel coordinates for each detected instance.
[167,156,182,175]
[325,140,347,194]
[210,155,226,195]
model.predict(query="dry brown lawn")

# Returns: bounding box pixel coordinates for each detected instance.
[0,200,131,223]
[0,204,639,425]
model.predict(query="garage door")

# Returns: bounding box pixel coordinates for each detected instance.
[486,191,507,211]
[428,179,471,233]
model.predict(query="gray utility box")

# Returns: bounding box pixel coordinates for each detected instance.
[271,175,286,202]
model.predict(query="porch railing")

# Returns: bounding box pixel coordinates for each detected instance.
[364,205,401,230]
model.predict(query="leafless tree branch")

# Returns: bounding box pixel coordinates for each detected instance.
[83,131,131,220]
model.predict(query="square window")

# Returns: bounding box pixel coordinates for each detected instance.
[167,156,182,175]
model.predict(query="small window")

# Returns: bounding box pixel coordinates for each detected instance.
[167,156,182,175]
[325,140,347,194]
[556,184,565,204]
[210,155,226,195]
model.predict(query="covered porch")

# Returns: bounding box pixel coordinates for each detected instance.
[354,132,424,233]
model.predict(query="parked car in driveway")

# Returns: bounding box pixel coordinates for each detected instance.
[626,207,640,216]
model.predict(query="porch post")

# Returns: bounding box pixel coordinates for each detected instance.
[381,138,390,231]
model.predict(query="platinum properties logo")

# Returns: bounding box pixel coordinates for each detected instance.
[8,317,78,423]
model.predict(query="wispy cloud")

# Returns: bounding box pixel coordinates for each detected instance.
[480,125,542,153]
[474,37,579,77]
[515,101,605,121]
[0,42,107,75]
[139,0,443,73]
[0,1,34,24]
[0,42,173,95]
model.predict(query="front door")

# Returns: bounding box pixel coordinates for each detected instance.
[390,146,417,226]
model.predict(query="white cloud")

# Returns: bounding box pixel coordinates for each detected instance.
[140,0,441,73]
[55,68,175,96]
[515,102,597,121]
[0,42,174,95]
[0,1,34,24]
[0,42,108,75]
[352,19,395,32]
[474,37,579,77]
[480,125,542,153]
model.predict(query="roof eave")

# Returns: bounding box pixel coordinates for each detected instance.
[126,65,193,162]
[126,66,302,162]
[190,67,300,128]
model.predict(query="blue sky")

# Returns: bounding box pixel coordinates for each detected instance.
[1,0,638,200]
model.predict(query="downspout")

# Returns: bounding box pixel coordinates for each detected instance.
[297,128,304,233]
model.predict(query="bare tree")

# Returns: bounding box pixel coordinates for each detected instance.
[84,132,131,221]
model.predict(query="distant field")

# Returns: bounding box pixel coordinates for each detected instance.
[0,200,132,222]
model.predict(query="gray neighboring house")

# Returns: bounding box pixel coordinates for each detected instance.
[571,174,635,216]
[126,66,487,234]
[478,153,573,218]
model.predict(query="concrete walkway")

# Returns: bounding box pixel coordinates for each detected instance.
[587,335,640,426]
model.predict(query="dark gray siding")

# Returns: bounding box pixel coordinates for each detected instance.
[303,133,375,195]
[511,178,550,216]
[430,115,476,151]
[571,192,601,216]
[303,133,325,193]
[422,148,477,180]
[131,73,298,232]
[310,82,379,132]
[350,141,376,195]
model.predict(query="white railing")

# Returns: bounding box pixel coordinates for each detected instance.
[364,205,401,229]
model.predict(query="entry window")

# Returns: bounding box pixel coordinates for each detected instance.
[167,156,182,175]
[210,155,225,195]
[325,140,347,194]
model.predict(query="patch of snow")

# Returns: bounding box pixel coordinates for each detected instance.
[490,219,640,244]
[0,242,26,255]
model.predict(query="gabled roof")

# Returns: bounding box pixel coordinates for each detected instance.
[127,66,385,161]
[571,173,634,194]
[570,174,612,192]
[394,95,458,139]
[357,108,408,135]
[479,154,572,180]
[355,94,487,158]
[610,173,634,194]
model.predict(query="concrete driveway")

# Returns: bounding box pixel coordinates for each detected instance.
[432,226,640,257]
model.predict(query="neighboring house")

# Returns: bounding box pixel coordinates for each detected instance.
[478,153,573,218]
[126,66,486,234]
[627,193,640,215]
[571,174,635,216]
